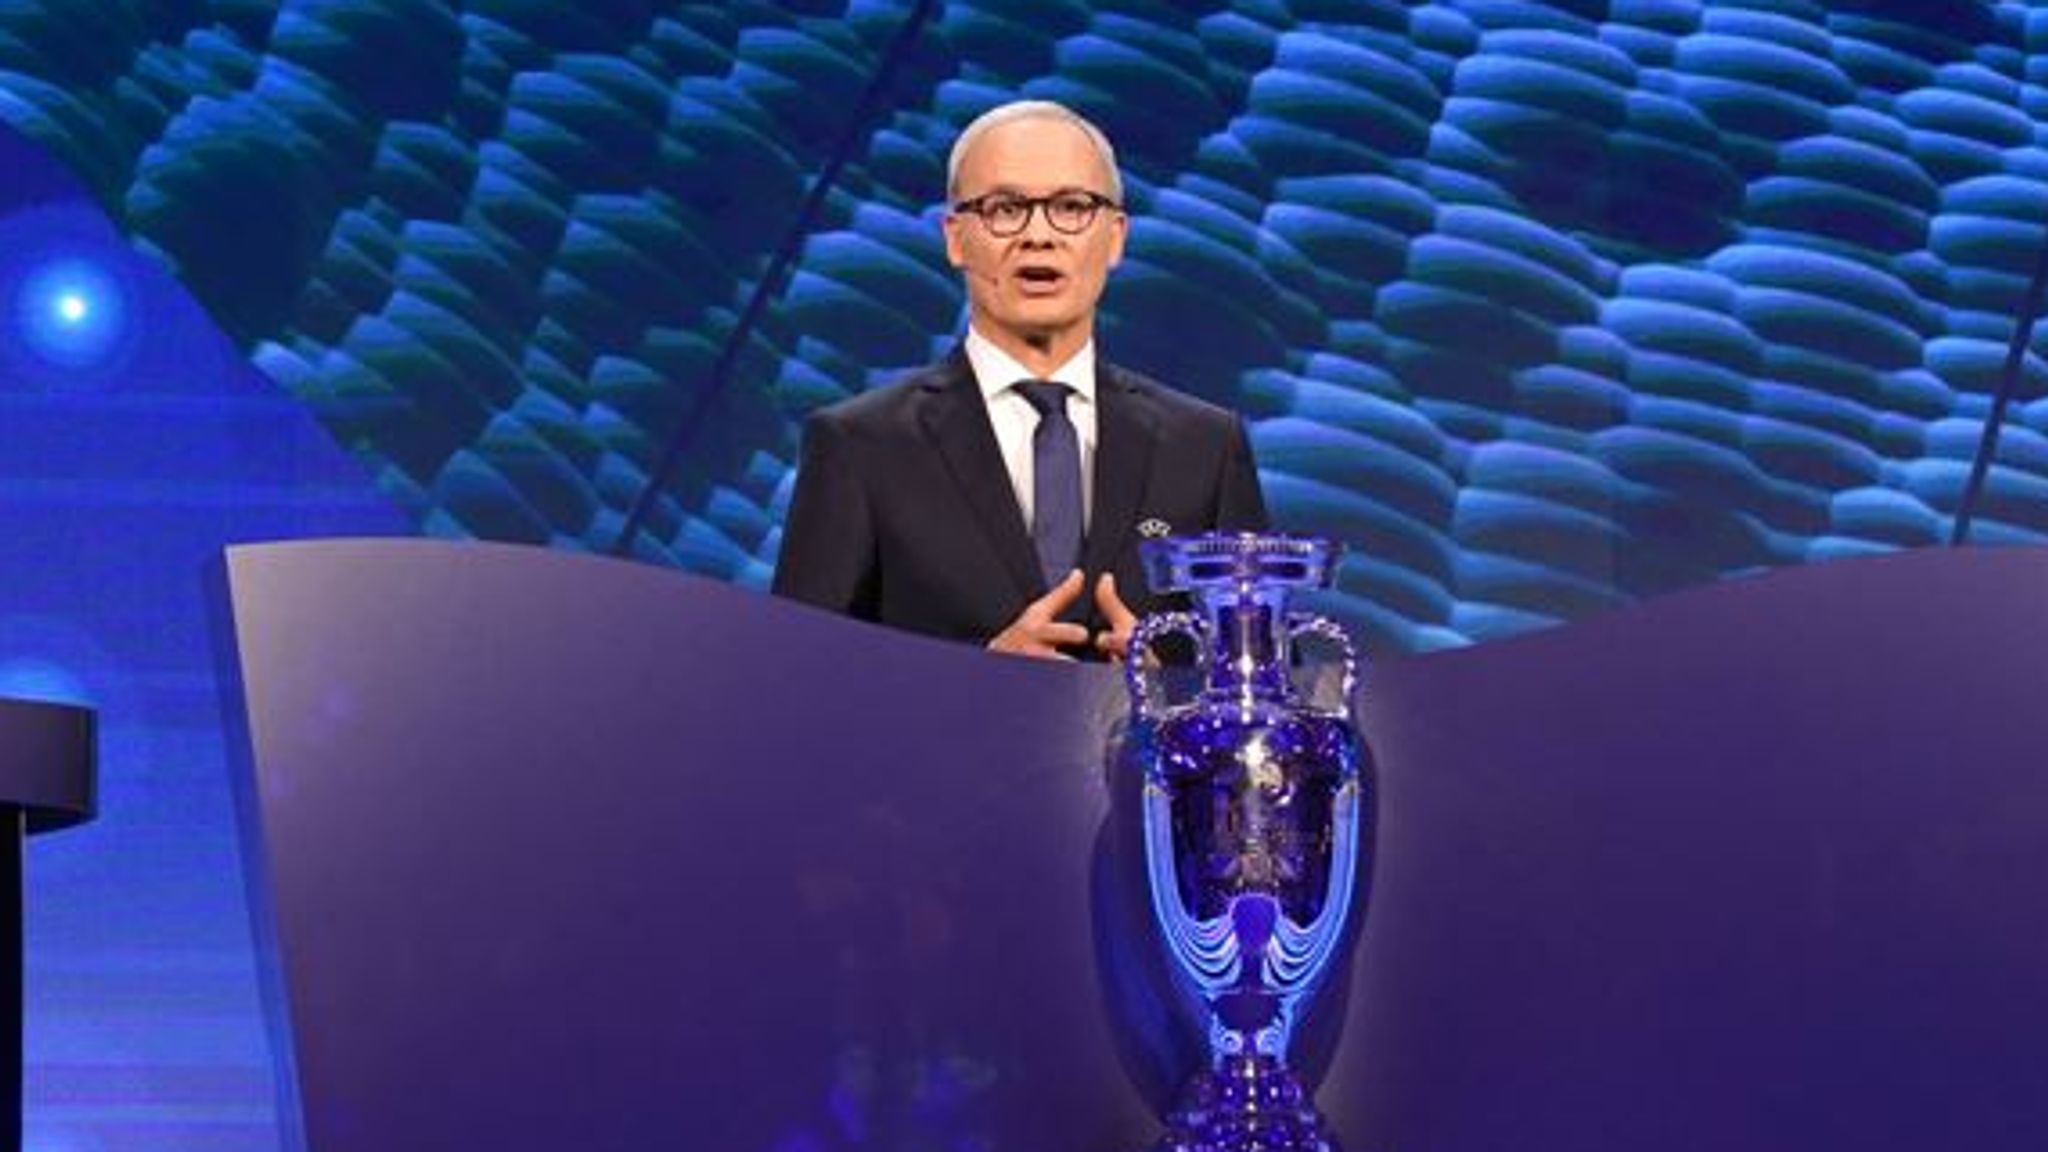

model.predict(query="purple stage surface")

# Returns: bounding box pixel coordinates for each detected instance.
[222,540,2048,1151]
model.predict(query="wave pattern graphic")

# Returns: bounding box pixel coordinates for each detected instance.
[5,0,2048,649]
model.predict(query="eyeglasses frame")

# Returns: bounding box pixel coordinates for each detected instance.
[951,189,1123,237]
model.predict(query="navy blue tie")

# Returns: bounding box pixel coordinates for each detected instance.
[1015,379,1083,590]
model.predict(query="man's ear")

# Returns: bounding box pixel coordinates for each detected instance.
[1105,211,1128,269]
[942,213,967,269]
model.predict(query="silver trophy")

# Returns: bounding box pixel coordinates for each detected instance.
[1125,534,1369,1152]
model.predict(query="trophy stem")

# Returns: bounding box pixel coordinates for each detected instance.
[1152,1054,1339,1152]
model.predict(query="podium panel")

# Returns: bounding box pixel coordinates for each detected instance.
[225,540,2048,1151]
[1334,545,2048,1151]
[223,540,1163,1152]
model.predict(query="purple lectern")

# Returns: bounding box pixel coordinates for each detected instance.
[220,540,2048,1152]
[0,696,95,1146]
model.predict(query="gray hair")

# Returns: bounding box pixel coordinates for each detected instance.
[945,100,1124,205]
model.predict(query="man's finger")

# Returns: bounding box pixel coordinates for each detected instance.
[1037,622,1091,647]
[1026,568,1086,619]
[986,620,1086,659]
[1094,572,1137,628]
[1009,627,1083,660]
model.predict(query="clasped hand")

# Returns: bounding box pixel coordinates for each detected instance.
[986,570,1137,661]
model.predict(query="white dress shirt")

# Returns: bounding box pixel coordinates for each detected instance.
[963,328,1099,533]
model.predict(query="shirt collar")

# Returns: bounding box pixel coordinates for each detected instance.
[964,328,1097,406]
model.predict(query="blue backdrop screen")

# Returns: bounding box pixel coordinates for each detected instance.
[4,1,2048,1148]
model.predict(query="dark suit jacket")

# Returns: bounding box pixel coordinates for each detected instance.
[772,350,1268,648]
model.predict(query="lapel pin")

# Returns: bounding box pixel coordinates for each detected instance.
[1139,518,1172,539]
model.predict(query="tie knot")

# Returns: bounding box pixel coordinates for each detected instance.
[1014,379,1071,418]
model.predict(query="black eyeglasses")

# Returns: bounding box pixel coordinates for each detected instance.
[952,190,1121,237]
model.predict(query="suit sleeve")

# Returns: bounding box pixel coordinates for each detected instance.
[1216,415,1269,532]
[771,411,880,619]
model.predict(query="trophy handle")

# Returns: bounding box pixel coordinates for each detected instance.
[1288,611,1360,712]
[1125,610,1205,721]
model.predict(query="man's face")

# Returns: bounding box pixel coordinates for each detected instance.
[944,117,1127,353]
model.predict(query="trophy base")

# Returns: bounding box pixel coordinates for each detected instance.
[1151,1054,1339,1152]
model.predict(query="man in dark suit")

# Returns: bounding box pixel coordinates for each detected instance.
[773,100,1267,659]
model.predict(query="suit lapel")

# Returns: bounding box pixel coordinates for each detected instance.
[919,355,1045,603]
[1081,361,1157,580]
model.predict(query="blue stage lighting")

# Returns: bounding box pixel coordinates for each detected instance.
[14,257,128,372]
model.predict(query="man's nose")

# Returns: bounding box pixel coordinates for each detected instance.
[1019,203,1062,243]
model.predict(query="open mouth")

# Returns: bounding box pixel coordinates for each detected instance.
[1015,265,1066,295]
